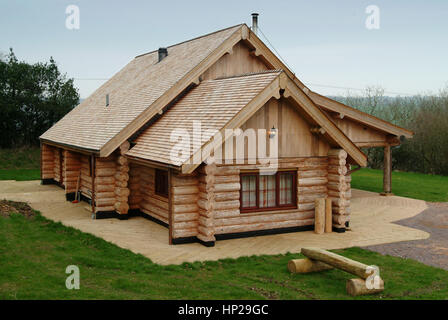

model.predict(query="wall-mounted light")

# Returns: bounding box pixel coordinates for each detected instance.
[268,126,277,139]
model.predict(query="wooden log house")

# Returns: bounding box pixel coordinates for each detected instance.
[40,20,412,246]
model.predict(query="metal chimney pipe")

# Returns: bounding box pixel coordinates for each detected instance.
[251,13,259,35]
[158,47,168,62]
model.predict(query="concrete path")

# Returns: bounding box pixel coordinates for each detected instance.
[0,181,429,265]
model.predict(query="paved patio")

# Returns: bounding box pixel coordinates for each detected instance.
[0,180,429,265]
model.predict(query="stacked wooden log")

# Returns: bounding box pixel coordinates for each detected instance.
[297,157,328,214]
[94,155,116,213]
[114,143,130,215]
[327,149,351,229]
[64,150,81,194]
[171,173,199,239]
[139,167,169,224]
[204,165,242,235]
[128,164,142,210]
[197,163,217,243]
[41,144,54,179]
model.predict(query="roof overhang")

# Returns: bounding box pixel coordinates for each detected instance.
[307,91,414,139]
[40,138,99,155]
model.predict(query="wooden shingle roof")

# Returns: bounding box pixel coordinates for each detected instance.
[126,71,282,167]
[127,70,368,172]
[40,24,243,152]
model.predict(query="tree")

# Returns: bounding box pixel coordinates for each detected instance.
[0,48,79,148]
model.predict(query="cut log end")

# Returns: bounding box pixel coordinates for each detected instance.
[346,278,384,296]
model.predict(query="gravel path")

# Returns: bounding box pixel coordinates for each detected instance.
[363,202,448,270]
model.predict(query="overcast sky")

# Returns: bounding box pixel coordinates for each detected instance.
[1,0,447,98]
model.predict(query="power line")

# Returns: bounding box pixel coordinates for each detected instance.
[257,27,294,73]
[304,82,416,96]
[255,27,416,96]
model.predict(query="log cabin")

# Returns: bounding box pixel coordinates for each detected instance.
[40,17,413,246]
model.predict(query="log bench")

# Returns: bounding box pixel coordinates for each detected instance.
[288,247,384,296]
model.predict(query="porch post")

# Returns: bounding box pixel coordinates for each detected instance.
[382,144,392,195]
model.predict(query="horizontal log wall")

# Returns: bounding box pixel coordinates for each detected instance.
[139,167,169,224]
[327,149,351,228]
[297,157,328,213]
[203,158,325,236]
[94,155,117,213]
[64,150,81,194]
[79,155,92,198]
[41,144,55,179]
[171,172,199,239]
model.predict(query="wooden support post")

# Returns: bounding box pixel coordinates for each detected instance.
[325,198,332,233]
[381,144,392,196]
[314,198,325,234]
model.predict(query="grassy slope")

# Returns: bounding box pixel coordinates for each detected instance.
[352,168,448,202]
[1,211,447,300]
[0,148,40,181]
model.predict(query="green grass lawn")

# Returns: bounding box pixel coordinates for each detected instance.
[0,169,40,181]
[1,207,447,300]
[352,168,448,202]
[0,147,40,170]
[0,147,41,181]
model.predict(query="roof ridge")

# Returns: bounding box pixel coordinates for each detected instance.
[135,23,245,59]
[213,69,283,81]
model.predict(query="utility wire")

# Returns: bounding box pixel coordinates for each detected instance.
[255,27,416,96]
[257,27,294,73]
[304,82,415,96]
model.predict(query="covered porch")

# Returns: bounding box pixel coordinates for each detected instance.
[311,93,414,196]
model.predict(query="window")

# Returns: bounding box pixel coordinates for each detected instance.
[240,171,297,213]
[155,169,169,197]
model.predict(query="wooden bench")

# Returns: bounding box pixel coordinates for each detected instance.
[288,247,384,296]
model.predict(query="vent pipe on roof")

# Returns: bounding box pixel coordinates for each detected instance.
[251,13,259,35]
[158,47,168,62]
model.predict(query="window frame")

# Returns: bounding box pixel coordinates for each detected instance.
[155,169,169,198]
[240,170,297,213]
